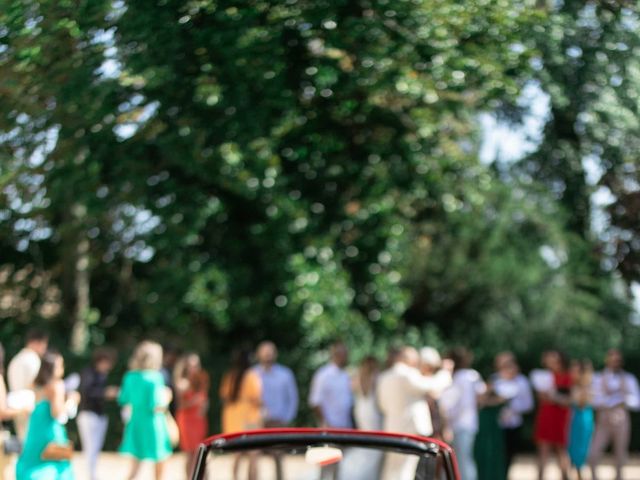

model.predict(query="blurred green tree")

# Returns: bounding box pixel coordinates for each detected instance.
[0,1,637,405]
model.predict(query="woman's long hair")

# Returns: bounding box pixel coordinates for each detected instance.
[558,350,571,372]
[34,351,61,387]
[229,349,252,402]
[174,352,210,393]
[358,356,379,396]
[0,343,5,377]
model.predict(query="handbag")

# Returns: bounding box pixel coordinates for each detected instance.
[41,442,74,460]
[165,412,180,448]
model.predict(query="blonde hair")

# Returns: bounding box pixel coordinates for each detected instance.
[129,340,163,371]
[420,347,442,369]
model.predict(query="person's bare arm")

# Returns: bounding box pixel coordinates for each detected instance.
[308,370,326,426]
[155,386,172,412]
[408,368,452,396]
[550,390,572,406]
[104,386,119,400]
[0,376,26,420]
[46,380,67,418]
[312,406,325,426]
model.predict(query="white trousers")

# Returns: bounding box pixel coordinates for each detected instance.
[77,411,109,480]
[381,452,419,480]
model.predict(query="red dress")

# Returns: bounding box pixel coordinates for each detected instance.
[533,372,572,446]
[176,389,208,451]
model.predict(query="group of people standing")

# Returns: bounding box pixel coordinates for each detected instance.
[0,334,297,480]
[530,349,640,480]
[307,343,640,480]
[0,330,638,480]
[0,333,211,480]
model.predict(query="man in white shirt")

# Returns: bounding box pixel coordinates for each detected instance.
[7,329,49,439]
[377,346,452,480]
[588,349,640,480]
[419,347,450,439]
[309,342,352,480]
[440,348,486,480]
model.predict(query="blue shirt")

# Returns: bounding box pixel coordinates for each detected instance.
[253,363,299,424]
[309,363,353,428]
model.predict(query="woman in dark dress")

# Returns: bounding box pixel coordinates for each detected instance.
[77,348,118,480]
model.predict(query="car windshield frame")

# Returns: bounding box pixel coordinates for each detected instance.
[190,428,460,480]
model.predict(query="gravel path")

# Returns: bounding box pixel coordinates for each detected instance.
[4,452,639,479]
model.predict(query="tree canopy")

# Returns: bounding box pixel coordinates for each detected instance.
[1,0,639,382]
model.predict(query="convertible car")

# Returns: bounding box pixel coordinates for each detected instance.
[190,428,460,480]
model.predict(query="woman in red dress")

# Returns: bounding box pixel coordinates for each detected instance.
[533,350,572,480]
[174,353,210,478]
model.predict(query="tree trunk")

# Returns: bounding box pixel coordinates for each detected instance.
[69,204,90,355]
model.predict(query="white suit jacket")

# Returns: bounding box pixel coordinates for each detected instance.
[376,362,451,436]
[8,348,40,392]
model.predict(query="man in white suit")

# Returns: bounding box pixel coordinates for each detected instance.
[8,329,49,439]
[377,346,452,480]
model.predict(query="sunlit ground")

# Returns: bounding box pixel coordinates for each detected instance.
[4,452,635,480]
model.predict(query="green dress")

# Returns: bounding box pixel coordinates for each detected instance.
[474,404,506,480]
[118,370,172,461]
[16,400,74,480]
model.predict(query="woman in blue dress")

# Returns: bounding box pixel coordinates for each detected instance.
[17,351,79,480]
[568,360,594,480]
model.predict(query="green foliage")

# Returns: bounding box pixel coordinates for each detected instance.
[518,2,640,281]
[1,1,640,444]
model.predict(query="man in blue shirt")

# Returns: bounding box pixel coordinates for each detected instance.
[253,341,299,480]
[309,342,353,429]
[308,341,352,480]
[254,341,299,427]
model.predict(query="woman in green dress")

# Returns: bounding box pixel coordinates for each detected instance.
[17,351,79,480]
[119,340,172,480]
[474,384,508,480]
